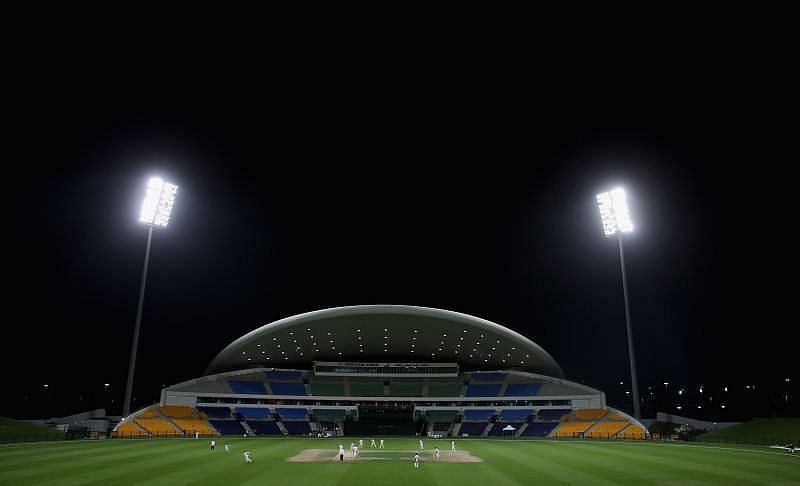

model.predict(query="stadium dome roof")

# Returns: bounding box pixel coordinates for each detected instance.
[206,305,564,378]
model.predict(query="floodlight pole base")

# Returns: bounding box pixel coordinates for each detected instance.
[123,225,153,418]
[619,234,641,419]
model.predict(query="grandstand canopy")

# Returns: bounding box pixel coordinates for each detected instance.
[206,305,564,377]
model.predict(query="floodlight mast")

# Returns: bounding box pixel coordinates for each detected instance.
[597,187,640,419]
[123,177,177,418]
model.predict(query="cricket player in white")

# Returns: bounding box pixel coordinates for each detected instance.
[419,439,424,450]
[359,439,364,448]
[225,442,230,453]
[210,440,216,451]
[413,452,420,469]
[195,431,199,439]
[451,440,456,455]
[353,445,358,458]
[370,438,377,448]
[379,439,384,448]
[435,447,440,460]
[244,450,252,463]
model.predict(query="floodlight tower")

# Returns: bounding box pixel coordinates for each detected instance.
[122,177,178,418]
[596,187,640,419]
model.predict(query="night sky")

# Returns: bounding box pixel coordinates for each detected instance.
[4,48,797,418]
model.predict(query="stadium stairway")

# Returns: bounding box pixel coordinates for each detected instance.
[482,423,494,437]
[497,383,509,396]
[516,423,529,437]
[276,422,289,435]
[451,423,462,437]
[240,421,255,436]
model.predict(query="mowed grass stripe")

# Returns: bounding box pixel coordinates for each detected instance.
[555,442,751,485]
[497,441,660,484]
[491,441,623,485]
[122,439,297,486]
[0,439,175,468]
[630,442,800,478]
[579,441,790,485]
[606,441,800,481]
[0,441,196,484]
[28,446,219,485]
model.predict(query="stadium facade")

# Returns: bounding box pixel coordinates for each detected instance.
[114,305,647,439]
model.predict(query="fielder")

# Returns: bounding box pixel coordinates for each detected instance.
[451,440,456,455]
[435,446,440,460]
[413,452,420,469]
[419,439,424,450]
[210,439,216,452]
[359,439,364,448]
[225,442,230,453]
[370,438,377,448]
[243,449,252,463]
[380,439,385,448]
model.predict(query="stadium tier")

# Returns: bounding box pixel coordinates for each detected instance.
[575,408,608,420]
[465,384,502,397]
[247,421,282,435]
[115,305,649,440]
[227,380,267,395]
[499,408,534,420]
[463,409,495,421]
[504,383,541,396]
[269,382,306,395]
[158,405,193,418]
[236,407,271,419]
[197,406,232,419]
[276,408,308,420]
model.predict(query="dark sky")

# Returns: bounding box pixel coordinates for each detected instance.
[4,40,798,417]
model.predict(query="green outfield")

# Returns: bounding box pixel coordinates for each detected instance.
[1,437,798,485]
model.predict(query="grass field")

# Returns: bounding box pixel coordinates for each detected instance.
[698,418,800,443]
[1,437,799,485]
[0,417,65,442]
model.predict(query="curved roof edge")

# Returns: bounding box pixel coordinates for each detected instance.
[206,305,564,378]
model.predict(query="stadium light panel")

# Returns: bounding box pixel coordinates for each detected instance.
[139,177,178,227]
[596,187,633,236]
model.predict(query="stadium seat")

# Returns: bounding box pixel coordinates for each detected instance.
[236,407,272,419]
[459,422,489,436]
[209,420,245,435]
[465,384,501,397]
[500,409,533,421]
[276,408,308,420]
[521,422,559,436]
[114,421,148,438]
[463,409,494,421]
[575,408,607,420]
[136,419,182,436]
[269,382,307,395]
[227,380,267,395]
[536,409,571,421]
[551,421,594,438]
[197,407,232,419]
[283,421,311,434]
[247,421,283,435]
[503,383,541,396]
[159,406,193,418]
[172,419,216,435]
